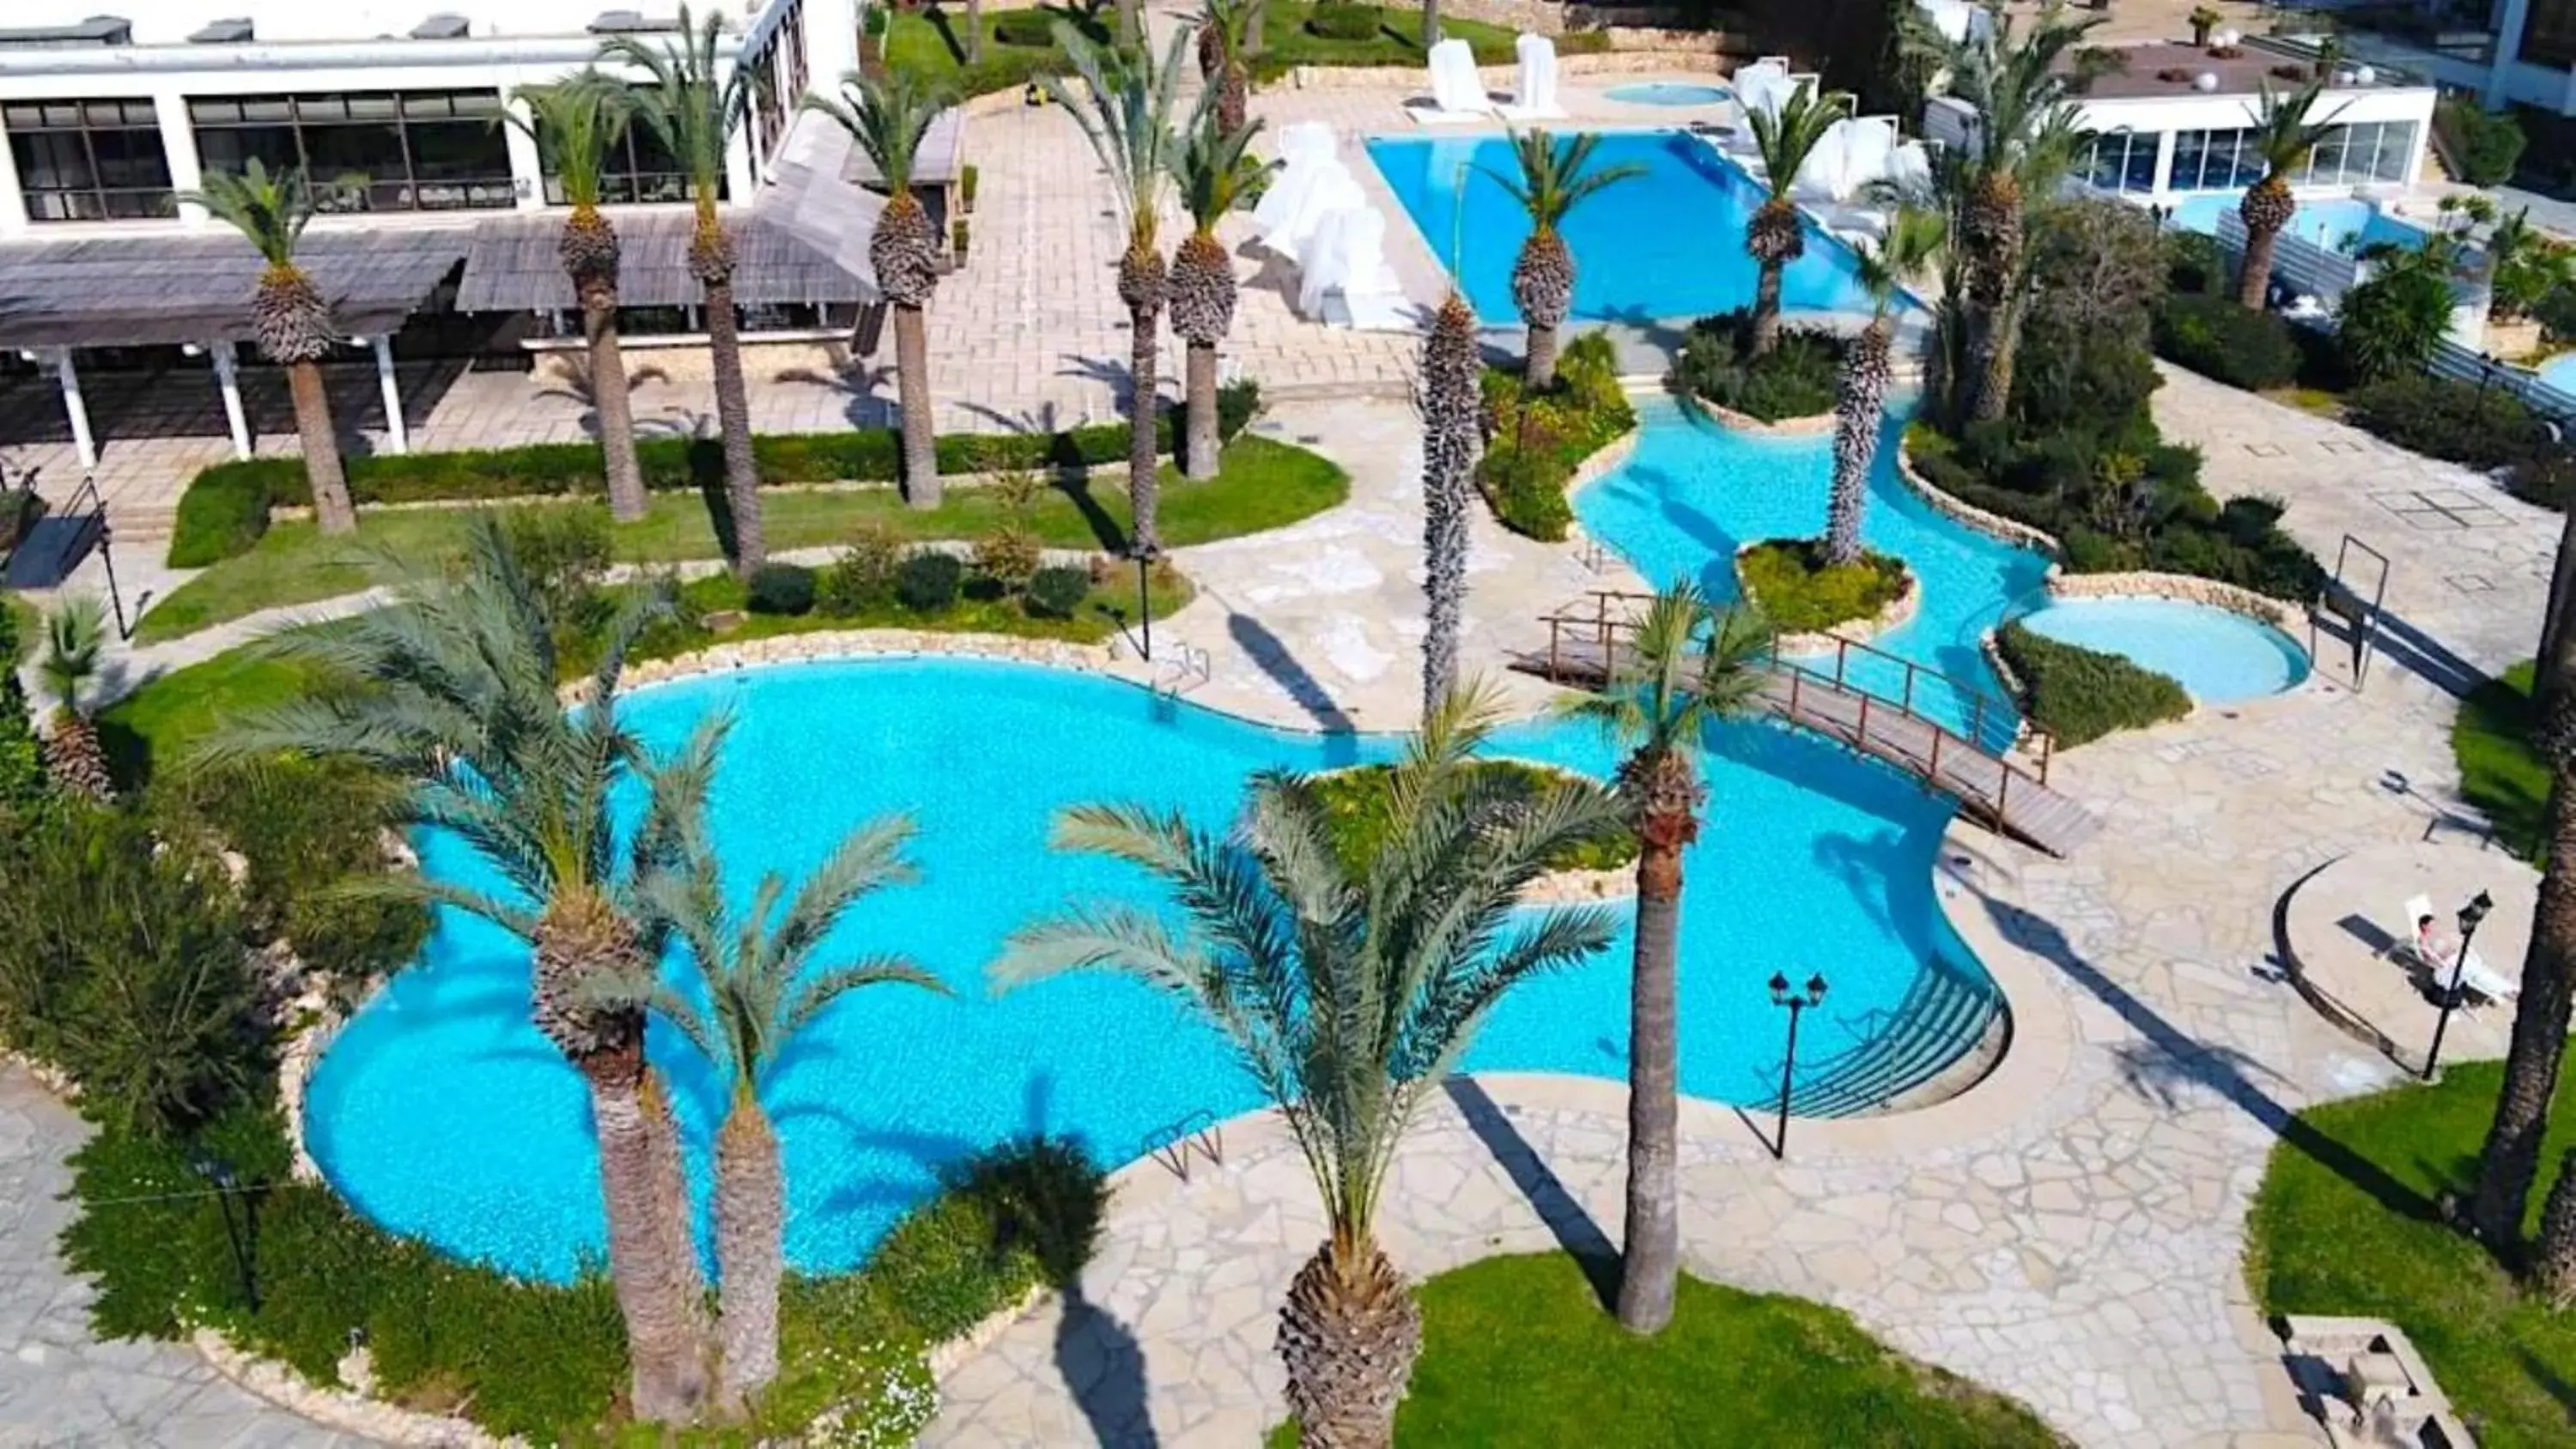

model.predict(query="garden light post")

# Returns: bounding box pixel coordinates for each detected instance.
[1768,971,1827,1160]
[189,1151,256,1311]
[2424,889,2494,1081]
[1135,547,1157,663]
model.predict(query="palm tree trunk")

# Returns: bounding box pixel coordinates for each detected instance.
[1968,298,2018,425]
[1278,1233,1421,1449]
[586,294,647,523]
[702,278,765,577]
[1420,0,1441,47]
[1128,300,1163,557]
[288,361,357,535]
[1183,343,1220,482]
[1117,0,1140,45]
[2538,511,2576,717]
[2535,1144,2576,1302]
[585,1048,711,1422]
[714,1089,784,1410]
[894,302,941,508]
[1751,264,1784,357]
[1525,324,1560,391]
[966,0,985,63]
[1616,815,1685,1335]
[2238,226,2281,310]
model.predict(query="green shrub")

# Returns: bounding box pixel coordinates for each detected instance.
[2537,285,2576,343]
[1309,3,1383,39]
[2153,294,2301,391]
[168,469,274,567]
[2164,230,2228,297]
[2343,374,2549,471]
[2338,258,2455,382]
[2512,454,2576,512]
[1737,539,1907,635]
[1311,759,1636,874]
[0,606,45,809]
[992,9,1054,45]
[1024,564,1091,619]
[2438,97,2526,186]
[1995,621,2193,747]
[818,521,908,616]
[746,561,819,615]
[971,524,1043,595]
[1475,330,1633,542]
[1670,310,1840,421]
[896,551,963,612]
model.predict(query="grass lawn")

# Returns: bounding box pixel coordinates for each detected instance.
[879,7,1090,97]
[1270,1253,2067,1447]
[1252,3,1604,77]
[2454,660,2547,862]
[2245,1059,2576,1449]
[96,646,329,783]
[134,436,1344,644]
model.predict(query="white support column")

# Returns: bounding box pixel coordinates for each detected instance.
[370,335,408,455]
[724,123,760,203]
[502,94,547,212]
[53,349,96,470]
[210,342,252,460]
[2148,130,2177,203]
[155,87,208,226]
[2488,0,2532,109]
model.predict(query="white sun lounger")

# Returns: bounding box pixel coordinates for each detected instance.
[1413,38,1493,124]
[1498,33,1564,121]
[2400,893,2519,1003]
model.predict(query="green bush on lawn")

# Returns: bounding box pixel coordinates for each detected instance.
[2342,373,2553,475]
[1476,330,1634,542]
[167,381,1261,567]
[1992,621,2191,748]
[1737,538,1906,635]
[1669,309,1843,423]
[1309,759,1637,875]
[2151,293,2302,391]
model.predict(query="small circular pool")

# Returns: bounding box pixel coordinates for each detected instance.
[2015,597,2309,704]
[1603,82,1731,106]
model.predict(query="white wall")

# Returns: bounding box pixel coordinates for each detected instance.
[2073,87,2439,203]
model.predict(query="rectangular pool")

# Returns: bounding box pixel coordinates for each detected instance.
[2166,193,2430,254]
[1364,130,1877,326]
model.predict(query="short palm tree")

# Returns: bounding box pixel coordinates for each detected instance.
[1744,82,1849,357]
[806,66,957,507]
[513,73,649,522]
[2236,77,2347,310]
[995,682,1624,1449]
[1487,129,1643,389]
[604,812,945,1410]
[603,4,766,576]
[1419,290,1479,720]
[1825,206,1945,567]
[202,517,713,1422]
[1560,583,1770,1336]
[1170,106,1270,482]
[1048,25,1193,559]
[186,160,358,535]
[35,594,112,802]
[1194,0,1260,136]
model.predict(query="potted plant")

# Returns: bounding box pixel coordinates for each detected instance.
[2190,5,2221,46]
[2313,33,2343,80]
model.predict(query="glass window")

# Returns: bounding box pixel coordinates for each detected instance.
[2079,130,2158,194]
[538,95,713,206]
[4,95,174,221]
[2173,127,2262,191]
[188,88,513,212]
[2369,121,2415,182]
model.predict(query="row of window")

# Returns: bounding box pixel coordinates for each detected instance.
[2075,119,2421,197]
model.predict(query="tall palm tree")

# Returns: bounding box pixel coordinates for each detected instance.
[34,595,112,802]
[603,4,766,576]
[1419,290,1479,720]
[202,518,714,1422]
[1170,106,1269,482]
[513,73,650,523]
[1744,82,1850,357]
[1825,207,1946,567]
[1048,24,1192,560]
[806,66,957,507]
[1421,0,1441,49]
[1559,584,1771,1336]
[603,812,944,1409]
[995,682,1624,1448]
[1901,3,2096,421]
[2537,1141,2576,1303]
[2235,78,2347,310]
[1194,0,1260,136]
[1488,129,1643,389]
[186,160,358,535]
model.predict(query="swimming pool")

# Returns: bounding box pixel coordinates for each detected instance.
[2015,597,2309,704]
[1602,82,1732,106]
[2537,352,2576,397]
[1365,130,1878,326]
[307,397,2040,1282]
[2166,193,2429,254]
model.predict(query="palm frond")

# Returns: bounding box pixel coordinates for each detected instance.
[804,65,954,195]
[510,71,631,210]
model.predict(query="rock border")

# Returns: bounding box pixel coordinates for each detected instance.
[194,1330,519,1449]
[1735,540,1922,655]
[2044,569,2308,635]
[1678,389,1836,438]
[1893,447,2064,558]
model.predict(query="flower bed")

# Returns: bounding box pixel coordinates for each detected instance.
[1668,310,1842,427]
[1735,538,1915,644]
[1477,331,1637,542]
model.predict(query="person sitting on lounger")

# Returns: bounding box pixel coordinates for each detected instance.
[2418,913,2463,968]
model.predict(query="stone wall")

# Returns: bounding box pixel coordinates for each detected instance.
[1892,450,2065,559]
[2045,570,2308,634]
[1679,390,1834,437]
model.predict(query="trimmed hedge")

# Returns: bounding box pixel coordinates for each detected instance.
[2342,374,2552,473]
[2152,294,2301,391]
[1670,310,1842,422]
[1311,759,1637,874]
[1994,621,2192,748]
[168,380,1261,568]
[1477,331,1634,542]
[1738,539,1907,635]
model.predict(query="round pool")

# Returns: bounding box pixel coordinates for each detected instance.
[2014,597,2309,704]
[1602,82,1731,106]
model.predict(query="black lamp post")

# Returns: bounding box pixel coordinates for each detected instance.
[189,1151,257,1312]
[1767,971,1828,1161]
[1134,546,1157,664]
[2424,889,2495,1081]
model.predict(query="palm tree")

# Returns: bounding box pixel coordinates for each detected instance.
[2536,1141,2576,1303]
[806,66,957,507]
[34,595,112,802]
[1559,584,1770,1336]
[1488,129,1643,389]
[965,0,986,64]
[1744,82,1850,357]
[1170,106,1269,482]
[1419,290,1479,720]
[994,682,1624,1448]
[1421,0,1441,49]
[186,160,358,535]
[1825,207,1946,567]
[1194,0,1260,136]
[603,4,766,576]
[513,73,650,523]
[1900,3,2096,421]
[1048,24,1192,560]
[202,517,714,1422]
[603,812,945,1410]
[2235,78,2347,310]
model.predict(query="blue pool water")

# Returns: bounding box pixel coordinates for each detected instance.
[2167,194,2428,254]
[1603,82,1732,106]
[1366,130,1878,325]
[2016,597,2309,704]
[307,396,2044,1282]
[2538,353,2576,397]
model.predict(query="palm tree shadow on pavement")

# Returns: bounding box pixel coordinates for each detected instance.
[1442,1076,1620,1310]
[1218,605,1358,737]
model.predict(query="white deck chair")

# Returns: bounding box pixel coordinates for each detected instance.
[1500,33,1564,120]
[1415,38,1492,124]
[2401,893,2519,1003]
[1253,128,1345,253]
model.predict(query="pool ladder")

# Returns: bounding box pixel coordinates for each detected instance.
[1153,641,1212,700]
[1139,1108,1226,1182]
